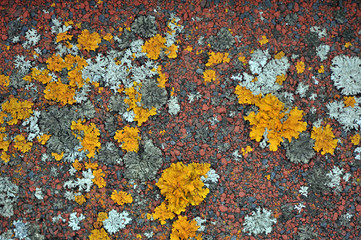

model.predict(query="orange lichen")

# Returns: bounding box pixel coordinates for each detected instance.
[37,134,51,145]
[157,66,168,88]
[155,162,210,215]
[51,152,64,161]
[259,35,268,45]
[234,85,261,105]
[275,74,287,85]
[203,69,216,83]
[103,33,113,41]
[0,74,9,91]
[71,119,101,158]
[133,106,157,127]
[274,51,285,60]
[1,96,33,125]
[77,29,101,51]
[205,52,230,67]
[14,135,33,153]
[311,124,338,155]
[244,94,307,151]
[46,54,66,72]
[89,228,110,240]
[92,169,106,188]
[350,133,360,146]
[165,44,178,58]
[56,31,73,42]
[111,190,133,206]
[170,216,200,240]
[74,195,86,205]
[318,65,325,73]
[72,159,83,171]
[142,34,167,60]
[44,81,76,106]
[23,68,52,84]
[152,201,175,225]
[296,61,305,73]
[344,96,356,108]
[114,126,141,152]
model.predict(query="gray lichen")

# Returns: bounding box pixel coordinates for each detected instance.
[305,167,330,195]
[38,105,79,154]
[114,29,136,50]
[0,177,19,218]
[108,94,127,113]
[123,139,163,181]
[208,27,235,52]
[140,79,168,110]
[131,15,157,38]
[283,132,315,164]
[98,142,122,165]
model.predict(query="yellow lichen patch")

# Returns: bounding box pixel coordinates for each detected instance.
[311,124,338,155]
[85,161,98,170]
[351,133,360,146]
[92,169,106,188]
[184,46,192,52]
[244,94,307,151]
[64,54,88,70]
[275,74,286,85]
[170,216,200,240]
[77,29,101,51]
[205,52,230,67]
[51,152,64,161]
[114,126,141,152]
[142,34,167,60]
[344,96,356,108]
[24,68,52,84]
[274,51,285,60]
[124,82,142,111]
[1,96,33,125]
[72,159,83,171]
[74,195,86,205]
[97,212,108,222]
[37,134,51,145]
[67,68,85,88]
[14,135,33,153]
[157,66,168,88]
[152,201,175,225]
[0,133,10,163]
[0,74,9,90]
[241,146,253,156]
[259,35,268,45]
[44,81,76,106]
[318,65,325,73]
[203,69,216,84]
[133,106,157,127]
[296,61,305,73]
[70,119,101,158]
[56,31,73,42]
[111,190,133,206]
[345,42,352,48]
[46,54,66,72]
[238,55,247,64]
[234,85,261,105]
[155,162,210,215]
[89,228,110,240]
[103,33,113,41]
[165,44,178,58]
